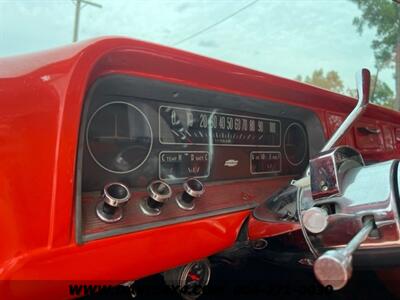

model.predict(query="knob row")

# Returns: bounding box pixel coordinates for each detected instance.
[96,178,205,223]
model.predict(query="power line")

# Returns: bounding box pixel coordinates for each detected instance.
[173,0,259,46]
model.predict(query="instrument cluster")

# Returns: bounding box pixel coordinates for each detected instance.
[83,97,309,191]
[77,74,318,242]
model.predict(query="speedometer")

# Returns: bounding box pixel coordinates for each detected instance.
[86,101,153,174]
[159,106,281,146]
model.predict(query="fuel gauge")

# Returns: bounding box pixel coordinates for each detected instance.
[284,123,307,166]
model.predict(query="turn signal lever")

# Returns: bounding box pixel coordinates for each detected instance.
[314,220,374,290]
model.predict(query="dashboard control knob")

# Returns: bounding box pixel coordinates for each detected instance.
[176,178,205,210]
[96,182,131,223]
[140,180,172,216]
[302,207,329,234]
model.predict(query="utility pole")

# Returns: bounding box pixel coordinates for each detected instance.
[72,0,102,42]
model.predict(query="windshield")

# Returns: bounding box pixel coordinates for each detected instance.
[1,0,398,110]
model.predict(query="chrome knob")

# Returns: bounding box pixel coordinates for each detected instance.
[176,178,205,210]
[96,182,131,223]
[302,207,328,234]
[314,220,374,290]
[140,180,172,216]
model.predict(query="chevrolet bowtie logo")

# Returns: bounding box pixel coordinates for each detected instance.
[224,159,239,167]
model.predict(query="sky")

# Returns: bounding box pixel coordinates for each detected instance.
[0,0,395,93]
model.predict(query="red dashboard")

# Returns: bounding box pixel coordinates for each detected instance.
[0,37,399,299]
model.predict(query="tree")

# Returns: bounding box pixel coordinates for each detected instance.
[371,75,395,108]
[296,69,344,93]
[297,69,395,109]
[350,0,400,110]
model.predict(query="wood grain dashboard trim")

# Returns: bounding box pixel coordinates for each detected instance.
[82,176,293,242]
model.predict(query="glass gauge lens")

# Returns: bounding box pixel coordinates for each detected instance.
[180,261,211,299]
[159,106,281,146]
[86,102,153,173]
[284,123,307,166]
